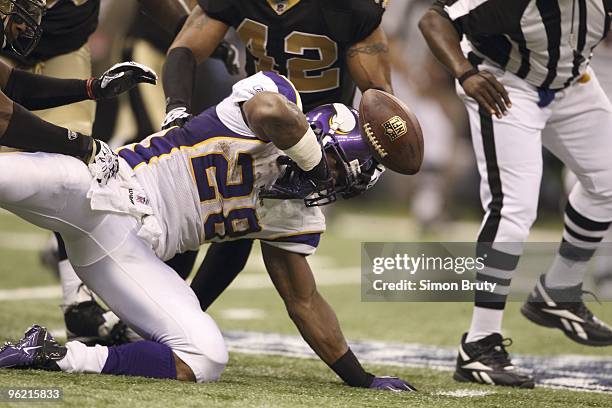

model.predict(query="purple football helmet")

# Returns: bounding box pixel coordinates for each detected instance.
[260,103,385,206]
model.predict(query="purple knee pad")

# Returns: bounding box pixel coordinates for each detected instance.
[102,340,177,379]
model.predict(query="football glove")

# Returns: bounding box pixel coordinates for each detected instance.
[369,376,417,392]
[89,61,158,100]
[161,106,193,130]
[87,139,119,185]
[259,155,336,206]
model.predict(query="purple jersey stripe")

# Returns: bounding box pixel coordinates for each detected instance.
[264,233,321,249]
[262,71,299,107]
[118,107,257,169]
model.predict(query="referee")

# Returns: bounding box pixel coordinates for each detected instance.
[420,0,612,388]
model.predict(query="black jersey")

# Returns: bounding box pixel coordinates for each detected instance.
[199,0,385,111]
[2,0,99,66]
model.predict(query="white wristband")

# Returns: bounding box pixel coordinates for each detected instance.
[283,127,322,171]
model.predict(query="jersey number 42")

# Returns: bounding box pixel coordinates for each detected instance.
[237,19,340,93]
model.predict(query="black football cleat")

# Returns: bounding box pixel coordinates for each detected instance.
[64,300,131,346]
[521,275,612,346]
[453,333,535,388]
[0,325,66,371]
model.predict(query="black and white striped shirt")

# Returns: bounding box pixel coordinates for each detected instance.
[433,0,612,89]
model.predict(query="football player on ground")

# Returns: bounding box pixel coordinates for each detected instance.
[30,0,241,348]
[420,0,612,388]
[161,0,394,313]
[0,72,415,391]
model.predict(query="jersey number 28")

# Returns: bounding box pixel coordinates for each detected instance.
[190,152,261,240]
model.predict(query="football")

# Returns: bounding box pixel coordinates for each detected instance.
[359,89,424,175]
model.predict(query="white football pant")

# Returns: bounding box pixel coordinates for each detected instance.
[0,152,228,382]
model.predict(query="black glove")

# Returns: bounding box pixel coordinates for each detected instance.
[161,106,193,130]
[260,154,336,206]
[211,40,241,76]
[89,62,157,100]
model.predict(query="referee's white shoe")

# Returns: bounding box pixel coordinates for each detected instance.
[521,275,612,346]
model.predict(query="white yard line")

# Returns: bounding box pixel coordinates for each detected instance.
[0,231,47,251]
[0,268,360,302]
[41,328,611,393]
[222,330,612,394]
[0,285,61,301]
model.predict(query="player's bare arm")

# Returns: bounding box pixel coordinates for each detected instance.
[260,243,413,391]
[243,91,329,185]
[242,92,309,149]
[419,9,511,119]
[261,243,348,364]
[346,26,393,94]
[171,5,229,63]
[162,6,230,128]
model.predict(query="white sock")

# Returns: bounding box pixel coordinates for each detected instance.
[544,255,588,289]
[56,341,108,373]
[466,306,504,343]
[59,260,92,305]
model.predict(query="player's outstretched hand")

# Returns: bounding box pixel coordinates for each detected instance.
[90,61,158,100]
[461,69,512,119]
[161,106,193,130]
[369,376,417,392]
[87,139,119,185]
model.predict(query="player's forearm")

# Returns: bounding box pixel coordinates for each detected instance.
[163,6,229,111]
[244,92,309,149]
[419,10,473,79]
[287,291,350,364]
[244,92,325,176]
[3,69,92,111]
[163,47,197,111]
[347,26,393,94]
[0,91,92,161]
[287,290,377,388]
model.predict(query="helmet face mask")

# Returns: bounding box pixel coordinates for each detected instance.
[260,103,385,207]
[0,0,45,56]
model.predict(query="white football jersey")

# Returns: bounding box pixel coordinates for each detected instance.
[117,72,325,260]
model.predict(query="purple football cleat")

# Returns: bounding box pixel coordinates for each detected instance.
[370,376,417,392]
[0,325,66,371]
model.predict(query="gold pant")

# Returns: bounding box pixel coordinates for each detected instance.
[1,44,95,135]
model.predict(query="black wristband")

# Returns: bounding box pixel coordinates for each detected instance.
[329,349,374,388]
[1,103,92,161]
[458,67,479,85]
[163,47,196,112]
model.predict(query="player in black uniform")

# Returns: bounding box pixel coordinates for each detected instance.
[161,0,393,312]
[0,5,157,178]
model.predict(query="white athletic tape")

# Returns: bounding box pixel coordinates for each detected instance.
[283,127,322,171]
